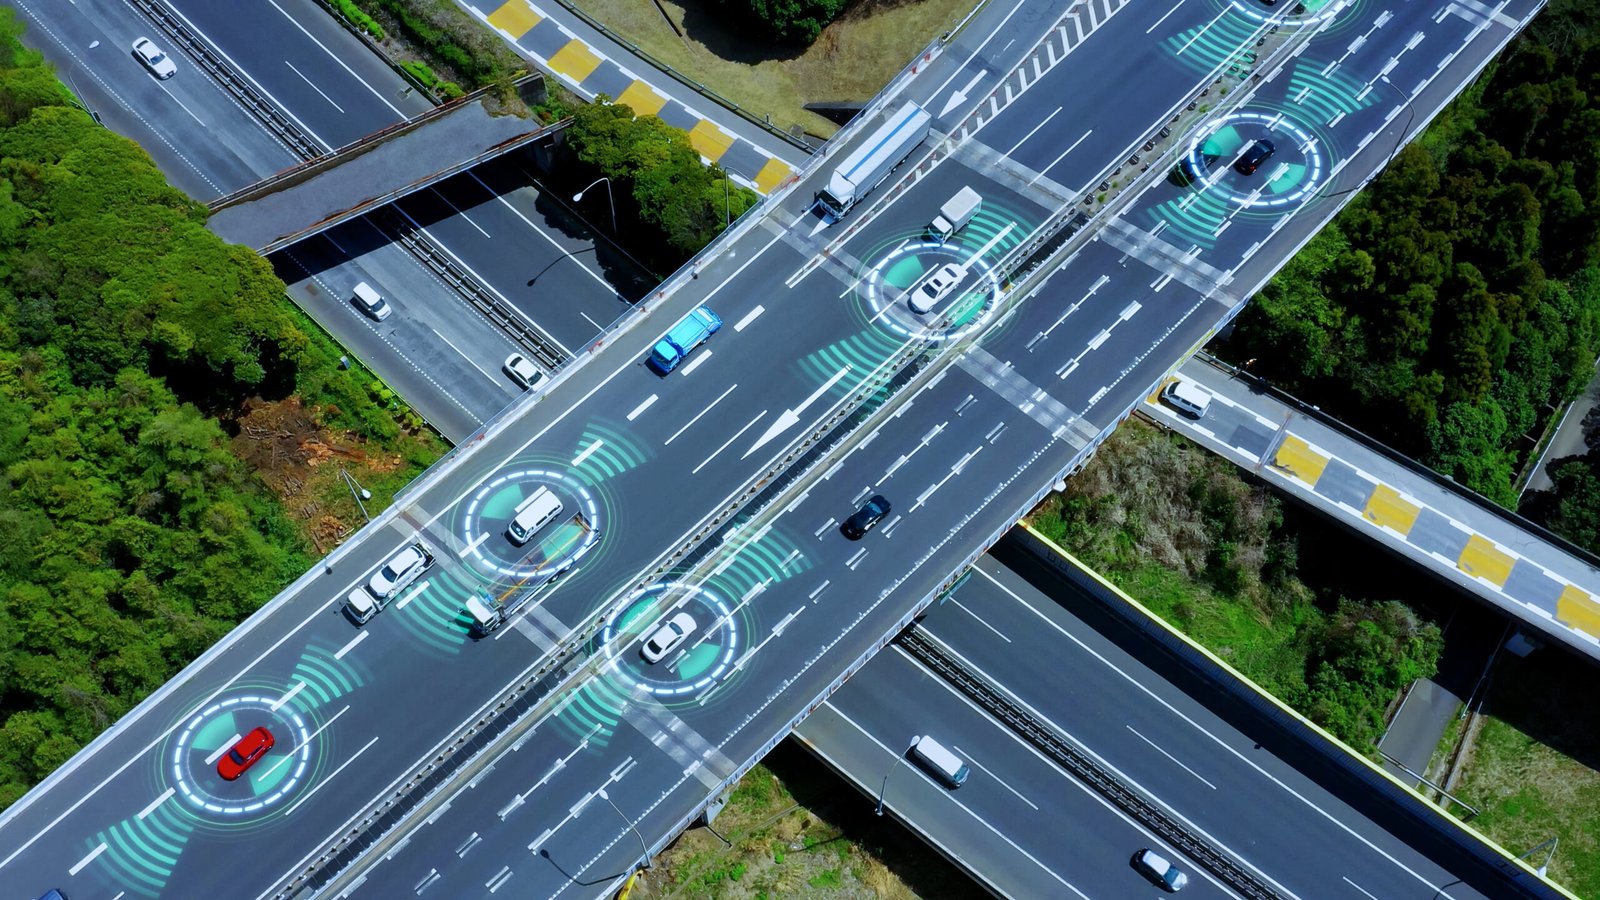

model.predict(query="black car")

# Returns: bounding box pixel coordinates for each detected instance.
[841,494,891,539]
[1233,139,1276,176]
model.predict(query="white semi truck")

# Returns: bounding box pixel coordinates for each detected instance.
[927,186,982,244]
[815,101,932,221]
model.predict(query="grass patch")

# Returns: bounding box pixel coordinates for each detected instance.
[1451,650,1600,896]
[638,740,986,898]
[574,0,975,141]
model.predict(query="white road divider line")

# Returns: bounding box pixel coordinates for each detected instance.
[627,395,658,421]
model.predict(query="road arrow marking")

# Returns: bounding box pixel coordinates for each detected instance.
[744,366,852,459]
[941,70,985,116]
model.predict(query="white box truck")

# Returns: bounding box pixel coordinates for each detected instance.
[928,186,981,244]
[815,102,932,221]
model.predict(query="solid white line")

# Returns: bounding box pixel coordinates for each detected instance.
[270,681,307,713]
[1030,129,1094,184]
[160,83,206,127]
[469,169,617,299]
[265,0,407,118]
[1343,876,1381,900]
[285,735,379,816]
[733,305,765,332]
[426,186,491,238]
[333,631,369,660]
[947,597,1012,642]
[432,328,497,384]
[205,736,241,766]
[283,59,345,113]
[1003,106,1062,156]
[137,787,175,820]
[1146,0,1187,33]
[69,842,107,877]
[627,395,658,421]
[664,383,737,445]
[571,439,605,467]
[692,412,767,475]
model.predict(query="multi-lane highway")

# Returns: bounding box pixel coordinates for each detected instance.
[0,0,1557,897]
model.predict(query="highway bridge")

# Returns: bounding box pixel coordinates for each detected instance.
[0,0,1568,897]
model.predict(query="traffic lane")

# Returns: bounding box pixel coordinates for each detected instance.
[8,0,297,197]
[904,0,1075,128]
[164,0,422,148]
[825,647,1234,900]
[274,224,524,437]
[940,546,1506,900]
[3,541,572,897]
[391,173,612,359]
[346,703,685,900]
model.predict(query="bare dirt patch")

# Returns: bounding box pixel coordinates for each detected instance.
[231,397,407,552]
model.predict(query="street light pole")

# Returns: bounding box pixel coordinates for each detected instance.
[597,789,650,870]
[573,177,617,233]
[876,737,918,816]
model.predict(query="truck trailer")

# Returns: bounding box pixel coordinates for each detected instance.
[466,513,592,635]
[927,186,982,244]
[815,102,932,221]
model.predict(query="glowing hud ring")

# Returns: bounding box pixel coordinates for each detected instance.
[1184,110,1325,209]
[861,241,1003,343]
[600,582,739,698]
[459,467,603,578]
[170,695,311,817]
[1228,0,1348,28]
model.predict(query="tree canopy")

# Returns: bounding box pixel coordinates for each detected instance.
[1221,0,1600,507]
[714,0,851,45]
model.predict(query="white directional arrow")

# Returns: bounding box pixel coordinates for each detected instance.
[941,70,984,116]
[744,365,853,459]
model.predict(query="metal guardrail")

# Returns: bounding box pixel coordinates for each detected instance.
[898,628,1283,899]
[128,0,323,163]
[372,206,568,368]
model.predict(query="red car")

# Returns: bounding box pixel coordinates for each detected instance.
[218,727,275,781]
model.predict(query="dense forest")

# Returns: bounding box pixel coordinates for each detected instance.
[714,0,851,45]
[1220,0,1600,516]
[0,11,432,806]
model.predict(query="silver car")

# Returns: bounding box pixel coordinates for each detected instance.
[640,612,696,664]
[910,263,962,314]
[503,353,546,391]
[132,37,177,79]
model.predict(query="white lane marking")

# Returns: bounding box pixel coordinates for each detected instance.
[69,841,107,876]
[426,186,491,238]
[265,0,407,118]
[205,735,241,766]
[571,439,604,467]
[1003,106,1062,156]
[255,705,350,784]
[1147,0,1188,33]
[952,742,1038,809]
[973,562,1449,894]
[431,328,497,384]
[283,59,345,113]
[270,681,307,712]
[1030,128,1094,184]
[458,532,490,557]
[733,305,765,332]
[627,395,658,421]
[333,631,369,660]
[1343,876,1381,900]
[946,596,1011,642]
[693,411,768,475]
[471,168,619,300]
[664,383,738,445]
[137,787,175,820]
[159,82,206,127]
[680,350,713,376]
[1126,725,1217,789]
[809,580,830,601]
[284,735,380,816]
[394,580,430,610]
[745,365,853,459]
[487,866,514,893]
[824,702,1081,894]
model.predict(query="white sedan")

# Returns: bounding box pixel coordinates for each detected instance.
[132,37,177,79]
[640,612,696,664]
[910,263,963,314]
[503,353,547,391]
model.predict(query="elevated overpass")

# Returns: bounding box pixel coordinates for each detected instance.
[205,73,553,253]
[0,0,1567,898]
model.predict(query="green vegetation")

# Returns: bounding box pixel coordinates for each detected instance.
[715,0,850,45]
[0,9,443,806]
[1028,421,1442,749]
[320,0,528,100]
[1219,0,1600,507]
[1451,649,1600,896]
[566,98,758,262]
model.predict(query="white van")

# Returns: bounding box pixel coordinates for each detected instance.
[506,486,563,545]
[1161,377,1212,418]
[909,735,970,788]
[352,281,392,321]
